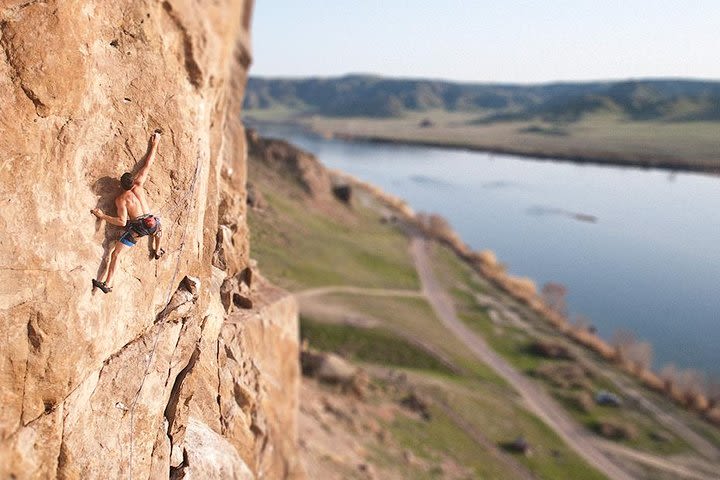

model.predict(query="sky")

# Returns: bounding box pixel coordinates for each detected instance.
[249,1,720,84]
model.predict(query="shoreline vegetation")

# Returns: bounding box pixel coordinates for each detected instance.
[247,117,720,175]
[329,168,720,430]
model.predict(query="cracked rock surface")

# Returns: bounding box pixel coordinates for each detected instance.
[0,1,302,478]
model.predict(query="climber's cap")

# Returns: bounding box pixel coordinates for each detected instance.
[120,172,134,190]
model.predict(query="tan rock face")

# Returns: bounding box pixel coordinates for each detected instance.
[0,1,301,478]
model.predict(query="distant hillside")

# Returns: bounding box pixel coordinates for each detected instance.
[245,75,720,122]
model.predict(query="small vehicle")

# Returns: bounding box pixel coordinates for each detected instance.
[595,390,622,407]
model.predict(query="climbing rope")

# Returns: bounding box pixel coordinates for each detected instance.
[125,148,204,479]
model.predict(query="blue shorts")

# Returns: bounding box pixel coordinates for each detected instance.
[119,230,137,247]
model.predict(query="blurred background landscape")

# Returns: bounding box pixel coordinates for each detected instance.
[243,1,720,479]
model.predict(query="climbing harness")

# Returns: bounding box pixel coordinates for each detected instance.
[119,215,162,247]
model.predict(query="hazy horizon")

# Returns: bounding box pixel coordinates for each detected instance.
[251,1,720,84]
[248,71,720,86]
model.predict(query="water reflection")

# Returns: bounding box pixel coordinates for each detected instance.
[526,206,599,224]
[408,175,453,187]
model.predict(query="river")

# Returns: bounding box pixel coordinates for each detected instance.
[252,124,720,376]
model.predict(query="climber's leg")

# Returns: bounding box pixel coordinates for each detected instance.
[151,222,164,260]
[104,241,131,286]
[93,238,132,294]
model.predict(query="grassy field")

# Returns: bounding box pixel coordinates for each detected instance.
[300,316,455,375]
[437,387,608,480]
[384,404,512,479]
[246,109,720,171]
[381,368,609,480]
[301,309,609,479]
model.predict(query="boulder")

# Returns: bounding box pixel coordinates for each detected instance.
[400,392,431,421]
[300,349,369,394]
[504,436,531,455]
[332,184,352,204]
[573,391,595,413]
[317,353,359,385]
[529,339,574,360]
[246,181,266,209]
[178,418,254,480]
[534,362,592,390]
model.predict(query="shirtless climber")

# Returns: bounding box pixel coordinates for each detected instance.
[91,131,164,294]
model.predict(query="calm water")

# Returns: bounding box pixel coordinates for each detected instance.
[254,124,720,376]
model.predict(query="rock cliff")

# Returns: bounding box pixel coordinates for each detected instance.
[0,1,301,478]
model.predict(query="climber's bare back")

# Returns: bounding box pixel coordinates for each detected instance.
[120,185,151,220]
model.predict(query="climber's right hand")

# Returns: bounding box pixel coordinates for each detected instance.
[150,130,161,146]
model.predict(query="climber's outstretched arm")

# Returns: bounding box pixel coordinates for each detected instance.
[135,132,161,187]
[91,197,128,227]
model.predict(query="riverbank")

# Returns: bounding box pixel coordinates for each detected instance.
[310,147,720,429]
[245,112,720,174]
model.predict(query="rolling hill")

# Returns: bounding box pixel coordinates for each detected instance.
[244,75,720,122]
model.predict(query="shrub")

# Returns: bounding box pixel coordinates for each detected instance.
[573,391,595,413]
[528,340,574,360]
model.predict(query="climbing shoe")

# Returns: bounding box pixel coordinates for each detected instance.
[92,279,112,294]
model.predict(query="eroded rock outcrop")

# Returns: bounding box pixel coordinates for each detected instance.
[246,130,334,200]
[0,1,301,478]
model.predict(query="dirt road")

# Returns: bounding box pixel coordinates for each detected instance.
[596,440,720,480]
[410,237,635,480]
[297,286,424,299]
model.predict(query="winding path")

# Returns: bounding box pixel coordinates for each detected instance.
[297,285,424,299]
[596,441,719,480]
[410,237,634,480]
